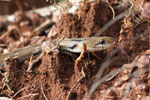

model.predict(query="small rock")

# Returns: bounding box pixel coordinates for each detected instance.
[47,26,59,38]
[138,55,149,68]
[141,96,150,100]
[145,49,150,55]
[22,31,32,37]
[0,97,12,100]
[121,75,129,81]
[141,3,150,18]
[137,84,146,90]
[19,21,30,27]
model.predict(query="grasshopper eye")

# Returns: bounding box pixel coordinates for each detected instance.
[99,39,105,44]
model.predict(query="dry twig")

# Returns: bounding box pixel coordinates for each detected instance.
[41,82,48,100]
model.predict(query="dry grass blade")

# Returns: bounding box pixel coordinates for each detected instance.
[11,87,27,99]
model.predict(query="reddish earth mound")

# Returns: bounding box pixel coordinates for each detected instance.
[0,0,149,100]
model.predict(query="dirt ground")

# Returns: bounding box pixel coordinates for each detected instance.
[0,0,150,100]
